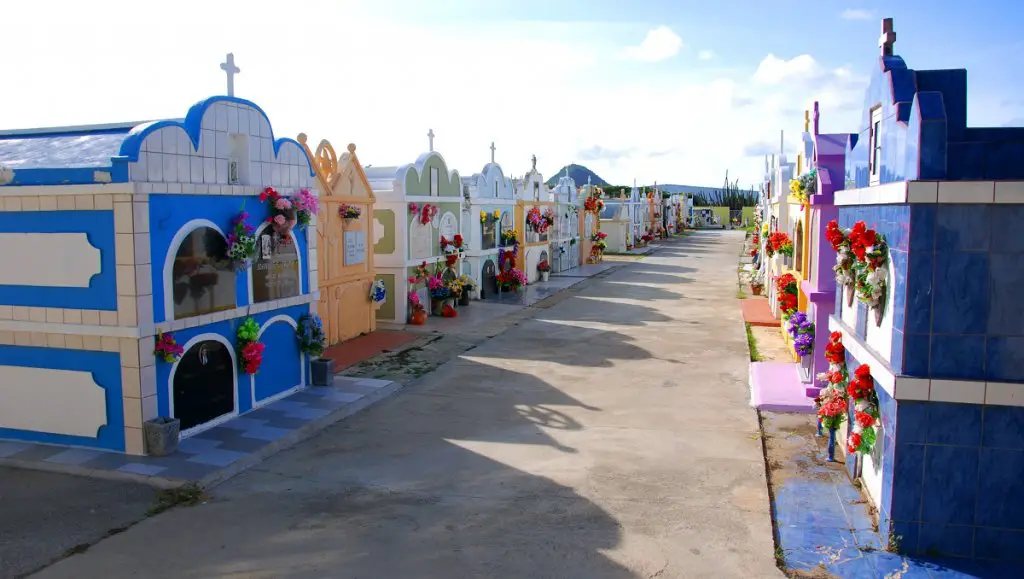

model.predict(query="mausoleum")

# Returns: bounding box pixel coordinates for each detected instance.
[0,91,319,454]
[460,143,516,300]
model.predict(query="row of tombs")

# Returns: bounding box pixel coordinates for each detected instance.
[749,18,1024,563]
[0,94,652,457]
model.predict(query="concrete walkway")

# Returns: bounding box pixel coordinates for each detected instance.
[31,230,781,579]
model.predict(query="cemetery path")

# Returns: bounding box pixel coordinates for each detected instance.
[32,231,781,579]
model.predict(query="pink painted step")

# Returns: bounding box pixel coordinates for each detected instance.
[748,362,816,413]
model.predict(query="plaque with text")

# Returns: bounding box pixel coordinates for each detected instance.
[409,219,433,259]
[344,230,367,266]
[252,233,300,303]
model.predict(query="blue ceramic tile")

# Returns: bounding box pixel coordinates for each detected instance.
[921,446,979,525]
[932,252,989,334]
[897,402,928,445]
[910,205,936,252]
[974,527,1024,561]
[44,448,104,466]
[906,251,934,334]
[975,448,1024,528]
[987,253,1024,336]
[777,525,857,552]
[117,463,167,476]
[890,520,921,554]
[185,448,246,467]
[930,335,985,380]
[891,444,926,521]
[935,205,990,252]
[904,334,931,377]
[892,328,905,373]
[985,337,1024,382]
[918,523,975,558]
[982,406,1024,450]
[927,402,982,446]
[241,425,292,442]
[990,205,1024,253]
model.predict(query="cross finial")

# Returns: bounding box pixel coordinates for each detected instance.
[490,141,496,163]
[427,129,435,152]
[813,101,820,135]
[531,154,537,171]
[879,18,896,57]
[220,53,240,96]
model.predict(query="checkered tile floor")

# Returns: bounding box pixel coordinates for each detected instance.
[0,376,397,484]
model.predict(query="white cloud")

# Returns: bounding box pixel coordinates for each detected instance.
[697,49,715,61]
[0,1,877,188]
[620,26,684,63]
[841,8,875,20]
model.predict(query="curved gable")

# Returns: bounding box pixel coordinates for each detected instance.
[117,96,314,180]
[398,151,461,197]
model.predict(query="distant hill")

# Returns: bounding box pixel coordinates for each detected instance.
[545,164,610,187]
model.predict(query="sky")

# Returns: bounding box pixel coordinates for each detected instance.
[1,0,1022,188]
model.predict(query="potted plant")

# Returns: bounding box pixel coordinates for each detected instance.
[369,279,387,310]
[143,417,180,457]
[297,313,330,385]
[750,272,764,296]
[427,274,452,316]
[260,187,298,239]
[338,203,362,222]
[537,259,551,282]
[456,274,475,306]
[408,292,427,325]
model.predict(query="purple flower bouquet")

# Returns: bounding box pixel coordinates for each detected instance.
[786,311,815,358]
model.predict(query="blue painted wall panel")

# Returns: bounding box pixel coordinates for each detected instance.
[148,195,309,324]
[0,346,124,451]
[153,304,310,419]
[0,211,117,310]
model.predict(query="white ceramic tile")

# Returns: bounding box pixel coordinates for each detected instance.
[134,233,151,265]
[994,182,1024,204]
[227,107,239,133]
[893,378,930,401]
[147,153,163,182]
[938,181,994,203]
[116,265,136,296]
[201,109,215,131]
[162,154,176,183]
[161,128,177,155]
[216,159,228,184]
[177,131,192,156]
[115,233,135,265]
[148,131,163,153]
[166,183,182,194]
[929,379,986,404]
[261,138,273,162]
[203,158,217,184]
[176,156,190,183]
[215,104,228,131]
[215,132,229,159]
[200,129,215,157]
[134,264,152,296]
[189,157,203,182]
[907,181,938,203]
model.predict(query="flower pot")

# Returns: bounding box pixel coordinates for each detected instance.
[431,299,444,316]
[310,357,334,386]
[751,285,763,296]
[540,271,550,282]
[458,293,470,306]
[143,417,180,457]
[410,310,427,325]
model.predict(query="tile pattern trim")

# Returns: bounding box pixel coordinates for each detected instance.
[835,180,1024,206]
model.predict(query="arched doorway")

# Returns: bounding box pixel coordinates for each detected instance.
[173,339,235,431]
[481,259,497,299]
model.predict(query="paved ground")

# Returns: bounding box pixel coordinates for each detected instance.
[29,231,781,579]
[0,469,155,579]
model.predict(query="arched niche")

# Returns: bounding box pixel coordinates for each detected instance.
[498,211,513,245]
[170,337,237,432]
[167,222,237,321]
[481,259,497,299]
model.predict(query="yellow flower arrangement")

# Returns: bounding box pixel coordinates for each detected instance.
[493,209,501,219]
[479,210,487,223]
[789,178,809,205]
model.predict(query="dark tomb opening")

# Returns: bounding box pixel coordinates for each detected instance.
[481,259,497,299]
[173,340,235,431]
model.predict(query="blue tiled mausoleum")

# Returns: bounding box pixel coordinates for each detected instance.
[827,19,1024,561]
